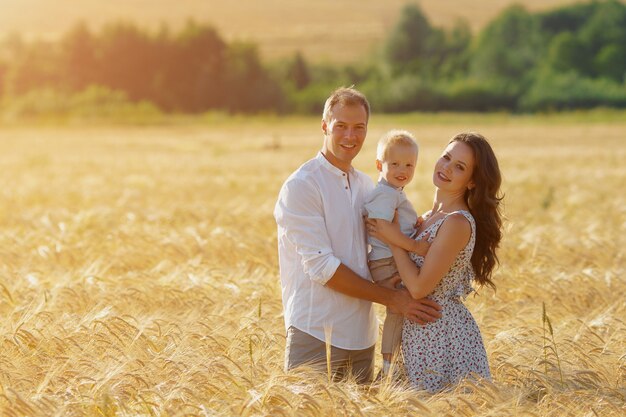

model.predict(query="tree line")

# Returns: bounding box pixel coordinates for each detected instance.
[0,0,625,115]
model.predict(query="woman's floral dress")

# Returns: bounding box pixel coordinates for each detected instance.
[402,210,491,392]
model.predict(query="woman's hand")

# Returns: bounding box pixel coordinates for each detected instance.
[365,216,401,246]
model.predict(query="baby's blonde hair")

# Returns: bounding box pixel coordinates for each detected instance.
[376,130,418,161]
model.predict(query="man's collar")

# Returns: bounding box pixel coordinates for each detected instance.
[317,152,354,177]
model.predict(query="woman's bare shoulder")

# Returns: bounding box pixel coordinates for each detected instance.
[436,212,471,247]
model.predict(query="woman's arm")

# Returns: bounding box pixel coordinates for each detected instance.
[388,214,472,299]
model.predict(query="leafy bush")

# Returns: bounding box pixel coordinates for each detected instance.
[1,85,162,122]
[520,71,626,110]
[362,75,446,112]
[442,78,519,111]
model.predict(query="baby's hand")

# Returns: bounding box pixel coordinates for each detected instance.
[412,231,432,256]
[414,216,424,229]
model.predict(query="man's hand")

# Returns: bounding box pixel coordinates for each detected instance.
[325,264,441,325]
[388,288,442,325]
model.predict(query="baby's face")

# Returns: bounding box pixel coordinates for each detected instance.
[379,144,417,188]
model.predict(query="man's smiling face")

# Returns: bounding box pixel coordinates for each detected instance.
[321,103,368,173]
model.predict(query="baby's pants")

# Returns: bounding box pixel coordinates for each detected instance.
[368,256,403,356]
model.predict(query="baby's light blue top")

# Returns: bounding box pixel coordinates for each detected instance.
[364,178,418,261]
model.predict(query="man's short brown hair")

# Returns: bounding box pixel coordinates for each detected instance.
[322,86,370,123]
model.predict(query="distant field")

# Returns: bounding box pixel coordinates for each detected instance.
[0,0,610,62]
[0,114,624,415]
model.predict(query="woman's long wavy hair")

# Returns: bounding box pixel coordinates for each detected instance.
[451,132,503,290]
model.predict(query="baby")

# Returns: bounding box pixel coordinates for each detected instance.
[364,130,421,376]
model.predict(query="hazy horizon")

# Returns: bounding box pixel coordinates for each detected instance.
[0,0,594,62]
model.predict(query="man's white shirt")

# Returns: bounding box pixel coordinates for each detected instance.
[274,152,378,350]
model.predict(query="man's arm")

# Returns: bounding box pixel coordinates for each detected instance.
[325,264,441,324]
[275,178,342,284]
[276,175,440,323]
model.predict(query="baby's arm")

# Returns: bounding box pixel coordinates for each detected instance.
[409,213,431,256]
[364,190,414,249]
[390,213,471,299]
[367,217,428,253]
[412,234,431,256]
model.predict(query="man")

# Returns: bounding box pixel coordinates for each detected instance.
[274,86,441,383]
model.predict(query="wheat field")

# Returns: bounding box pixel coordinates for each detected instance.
[0,113,625,416]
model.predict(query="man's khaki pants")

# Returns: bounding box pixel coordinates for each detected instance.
[285,326,374,384]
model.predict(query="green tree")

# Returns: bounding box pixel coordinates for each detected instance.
[546,31,589,74]
[437,19,472,79]
[578,0,626,57]
[60,22,98,91]
[538,1,598,35]
[594,44,626,82]
[167,21,228,112]
[385,4,433,70]
[383,3,468,79]
[147,24,177,110]
[578,0,626,79]
[4,40,61,96]
[286,52,310,90]
[224,43,283,112]
[96,22,158,101]
[470,5,543,84]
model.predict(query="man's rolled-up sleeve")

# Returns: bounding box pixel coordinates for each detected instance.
[274,178,340,285]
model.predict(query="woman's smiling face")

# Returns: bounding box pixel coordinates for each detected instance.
[433,141,476,192]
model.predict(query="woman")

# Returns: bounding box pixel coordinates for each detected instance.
[367,132,503,392]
